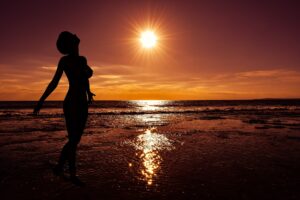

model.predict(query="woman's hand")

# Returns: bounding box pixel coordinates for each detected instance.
[87,91,96,104]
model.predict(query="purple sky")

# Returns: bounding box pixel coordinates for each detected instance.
[0,0,299,100]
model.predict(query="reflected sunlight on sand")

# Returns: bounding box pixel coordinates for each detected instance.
[129,128,174,185]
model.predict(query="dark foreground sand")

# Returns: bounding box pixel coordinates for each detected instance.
[1,115,300,200]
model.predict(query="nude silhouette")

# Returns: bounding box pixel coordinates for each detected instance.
[33,31,95,186]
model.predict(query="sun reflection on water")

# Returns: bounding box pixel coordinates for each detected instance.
[133,100,170,125]
[133,100,169,111]
[130,128,174,185]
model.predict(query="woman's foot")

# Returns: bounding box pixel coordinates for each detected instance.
[70,175,85,187]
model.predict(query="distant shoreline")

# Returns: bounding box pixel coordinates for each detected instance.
[1,99,299,110]
[0,98,300,102]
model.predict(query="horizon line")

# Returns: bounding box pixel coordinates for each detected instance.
[1,98,300,102]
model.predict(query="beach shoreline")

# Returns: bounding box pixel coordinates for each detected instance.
[0,100,300,199]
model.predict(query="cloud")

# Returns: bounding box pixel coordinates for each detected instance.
[97,75,122,79]
[88,66,300,99]
[92,63,137,75]
[1,61,300,100]
[235,69,300,79]
[236,69,284,78]
[41,66,57,71]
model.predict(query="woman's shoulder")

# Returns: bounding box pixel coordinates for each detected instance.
[58,55,70,64]
[58,55,86,64]
[79,56,88,64]
[57,56,69,69]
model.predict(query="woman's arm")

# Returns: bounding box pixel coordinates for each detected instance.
[86,79,95,104]
[33,59,64,114]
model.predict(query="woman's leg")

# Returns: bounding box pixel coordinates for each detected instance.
[57,142,70,168]
[67,115,87,189]
[66,106,88,177]
[68,134,81,176]
[55,103,74,173]
[53,141,70,175]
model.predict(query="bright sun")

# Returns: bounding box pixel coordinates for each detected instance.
[140,30,157,48]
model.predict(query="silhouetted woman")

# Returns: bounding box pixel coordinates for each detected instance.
[33,31,95,185]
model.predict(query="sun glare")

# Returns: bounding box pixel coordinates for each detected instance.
[127,18,170,62]
[140,30,157,48]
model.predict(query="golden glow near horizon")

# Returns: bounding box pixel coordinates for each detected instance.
[135,100,166,111]
[140,30,157,48]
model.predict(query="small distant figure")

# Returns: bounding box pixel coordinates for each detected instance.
[33,31,95,186]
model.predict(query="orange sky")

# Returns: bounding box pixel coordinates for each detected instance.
[0,0,299,100]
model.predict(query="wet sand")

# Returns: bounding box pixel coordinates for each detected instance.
[1,111,300,200]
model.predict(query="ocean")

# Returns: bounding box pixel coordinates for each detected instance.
[1,100,300,199]
[1,100,300,133]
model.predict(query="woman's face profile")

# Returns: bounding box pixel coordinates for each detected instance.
[73,34,80,45]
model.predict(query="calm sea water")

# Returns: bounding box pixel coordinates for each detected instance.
[1,99,300,111]
[1,100,300,198]
[1,100,299,133]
